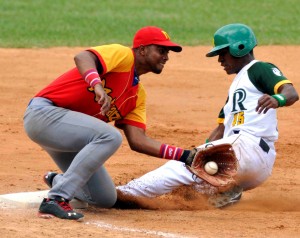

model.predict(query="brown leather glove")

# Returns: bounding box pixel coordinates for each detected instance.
[185,144,238,188]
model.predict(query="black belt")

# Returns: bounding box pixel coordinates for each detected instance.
[233,130,270,153]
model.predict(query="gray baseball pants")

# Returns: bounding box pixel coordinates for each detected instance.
[23,97,122,208]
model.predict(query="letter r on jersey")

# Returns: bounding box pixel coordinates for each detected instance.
[231,88,247,112]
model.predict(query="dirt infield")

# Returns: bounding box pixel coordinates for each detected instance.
[0,46,299,238]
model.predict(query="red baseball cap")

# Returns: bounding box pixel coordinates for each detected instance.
[133,26,182,52]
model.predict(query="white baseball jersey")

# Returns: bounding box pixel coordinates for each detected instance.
[219,60,291,141]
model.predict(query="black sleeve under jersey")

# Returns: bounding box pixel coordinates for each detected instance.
[218,96,228,121]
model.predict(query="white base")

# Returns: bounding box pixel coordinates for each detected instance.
[0,190,88,209]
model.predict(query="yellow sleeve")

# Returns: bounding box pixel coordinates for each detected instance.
[89,44,134,73]
[115,83,147,130]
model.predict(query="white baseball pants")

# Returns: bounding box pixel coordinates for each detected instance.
[117,133,276,197]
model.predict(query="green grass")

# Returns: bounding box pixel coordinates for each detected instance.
[0,0,299,47]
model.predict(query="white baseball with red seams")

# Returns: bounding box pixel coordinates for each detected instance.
[204,161,218,175]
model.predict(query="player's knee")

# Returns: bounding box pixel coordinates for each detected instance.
[110,128,122,148]
[95,127,122,149]
[154,160,185,176]
[104,128,122,151]
[162,160,183,169]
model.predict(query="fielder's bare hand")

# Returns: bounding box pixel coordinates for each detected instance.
[94,84,110,116]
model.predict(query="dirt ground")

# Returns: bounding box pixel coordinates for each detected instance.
[0,46,299,238]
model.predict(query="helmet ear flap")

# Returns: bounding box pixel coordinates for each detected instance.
[230,40,254,57]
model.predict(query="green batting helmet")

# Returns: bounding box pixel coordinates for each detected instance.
[206,23,257,57]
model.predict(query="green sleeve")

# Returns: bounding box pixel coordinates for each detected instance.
[248,62,288,95]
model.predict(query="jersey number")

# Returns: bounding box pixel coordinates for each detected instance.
[232,111,244,126]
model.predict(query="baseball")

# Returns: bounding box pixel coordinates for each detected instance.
[204,161,218,175]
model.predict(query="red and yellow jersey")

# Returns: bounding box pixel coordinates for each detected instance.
[35,44,146,130]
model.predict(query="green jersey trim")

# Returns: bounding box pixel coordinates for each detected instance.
[247,62,288,95]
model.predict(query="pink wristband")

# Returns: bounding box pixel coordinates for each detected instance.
[159,144,183,160]
[83,69,101,87]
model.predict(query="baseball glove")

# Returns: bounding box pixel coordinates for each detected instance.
[186,143,238,188]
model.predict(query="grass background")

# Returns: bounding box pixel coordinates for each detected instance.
[0,0,299,48]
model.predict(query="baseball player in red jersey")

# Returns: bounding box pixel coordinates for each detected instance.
[24,26,194,220]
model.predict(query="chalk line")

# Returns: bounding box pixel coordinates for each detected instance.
[86,220,197,238]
